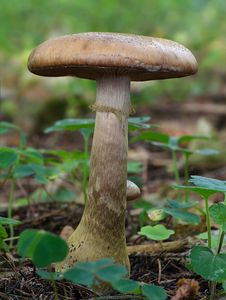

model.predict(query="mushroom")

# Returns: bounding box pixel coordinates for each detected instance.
[126,180,141,201]
[28,32,198,272]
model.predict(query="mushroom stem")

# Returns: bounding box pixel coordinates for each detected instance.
[59,76,131,271]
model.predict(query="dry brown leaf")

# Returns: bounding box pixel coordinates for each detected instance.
[171,278,200,300]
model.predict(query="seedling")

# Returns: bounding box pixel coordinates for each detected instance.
[0,216,21,251]
[17,229,166,299]
[138,224,175,241]
[133,199,154,227]
[17,229,69,267]
[45,116,150,203]
[175,175,226,299]
[0,128,57,246]
[45,118,95,203]
[134,198,200,227]
[133,131,218,201]
[64,257,167,299]
[162,199,200,225]
[17,229,69,299]
[63,258,167,298]
[0,121,20,135]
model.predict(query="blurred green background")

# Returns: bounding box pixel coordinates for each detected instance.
[0,0,225,131]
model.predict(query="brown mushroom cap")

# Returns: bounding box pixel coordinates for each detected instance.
[28,32,198,81]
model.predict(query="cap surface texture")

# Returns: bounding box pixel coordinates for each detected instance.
[28,32,198,81]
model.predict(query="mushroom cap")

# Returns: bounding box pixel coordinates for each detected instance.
[126,180,141,201]
[28,32,198,81]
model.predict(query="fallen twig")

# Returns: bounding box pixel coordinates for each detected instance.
[127,239,189,254]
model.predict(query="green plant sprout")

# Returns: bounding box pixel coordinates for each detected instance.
[0,217,21,251]
[18,229,69,300]
[63,258,167,299]
[138,224,175,241]
[44,116,152,204]
[133,198,200,227]
[0,123,57,245]
[132,130,218,202]
[17,229,166,300]
[45,118,95,204]
[175,175,226,299]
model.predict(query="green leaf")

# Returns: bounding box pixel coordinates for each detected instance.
[64,265,95,287]
[133,199,153,210]
[0,240,9,252]
[37,270,63,281]
[178,135,210,144]
[14,164,34,178]
[0,216,21,225]
[142,284,167,300]
[0,224,8,239]
[0,148,18,169]
[138,225,175,241]
[17,229,69,268]
[43,150,85,162]
[223,224,226,232]
[127,161,143,174]
[134,133,211,153]
[96,264,127,283]
[21,148,44,164]
[14,164,54,183]
[0,121,20,134]
[20,132,27,148]
[168,136,180,150]
[190,176,226,193]
[112,279,140,293]
[132,131,169,144]
[190,246,226,281]
[139,210,148,228]
[128,116,152,131]
[174,184,218,199]
[80,127,93,140]
[45,118,95,133]
[64,258,128,287]
[197,232,219,249]
[163,208,200,225]
[195,148,219,156]
[53,188,76,202]
[0,225,9,252]
[167,199,197,209]
[209,203,226,225]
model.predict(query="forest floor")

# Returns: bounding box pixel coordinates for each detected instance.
[0,92,226,299]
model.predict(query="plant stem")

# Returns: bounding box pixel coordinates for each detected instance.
[204,196,211,249]
[209,281,216,300]
[0,166,13,189]
[51,280,59,300]
[8,178,15,248]
[217,228,224,254]
[209,229,225,300]
[184,152,190,202]
[172,150,180,185]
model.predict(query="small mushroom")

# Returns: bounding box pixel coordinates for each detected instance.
[28,32,197,272]
[126,180,141,201]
